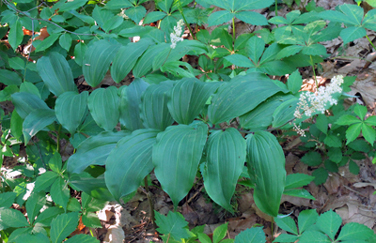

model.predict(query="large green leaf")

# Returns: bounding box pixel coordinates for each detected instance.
[88,87,119,131]
[0,192,17,208]
[105,129,159,200]
[50,177,70,211]
[224,54,254,68]
[55,91,88,134]
[168,78,220,125]
[125,5,146,24]
[315,210,341,241]
[201,128,246,212]
[140,81,174,130]
[69,173,114,201]
[50,212,79,243]
[23,109,56,144]
[111,38,154,83]
[67,131,130,174]
[0,208,29,228]
[0,69,22,85]
[153,122,208,207]
[337,222,374,241]
[153,40,207,71]
[246,131,286,217]
[235,11,268,25]
[82,40,119,87]
[37,52,77,96]
[11,92,50,119]
[119,78,149,131]
[340,26,366,44]
[208,10,234,26]
[133,43,170,78]
[239,94,295,131]
[8,18,23,51]
[155,211,191,241]
[208,74,288,124]
[92,6,123,32]
[246,36,265,64]
[272,97,299,128]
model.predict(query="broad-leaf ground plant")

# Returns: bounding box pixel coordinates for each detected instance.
[0,0,376,241]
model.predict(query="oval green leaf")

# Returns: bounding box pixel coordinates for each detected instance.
[168,78,220,125]
[23,109,56,144]
[82,40,119,87]
[105,129,159,200]
[11,92,50,119]
[50,212,79,243]
[140,81,174,130]
[119,78,149,131]
[55,91,88,134]
[88,87,119,131]
[153,122,208,207]
[37,52,77,96]
[67,130,130,174]
[208,74,287,124]
[239,94,295,131]
[272,97,299,128]
[246,131,286,217]
[111,38,154,83]
[202,128,246,212]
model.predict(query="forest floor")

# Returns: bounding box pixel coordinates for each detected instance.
[2,0,376,242]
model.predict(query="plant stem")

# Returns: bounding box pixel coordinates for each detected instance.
[275,0,278,16]
[366,34,376,51]
[178,0,195,39]
[271,218,275,241]
[310,55,318,91]
[232,17,236,44]
[144,176,156,230]
[56,124,62,153]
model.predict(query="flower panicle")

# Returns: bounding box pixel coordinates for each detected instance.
[170,19,185,49]
[294,75,344,119]
[293,75,344,137]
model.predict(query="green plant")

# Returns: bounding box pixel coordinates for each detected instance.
[318,4,376,48]
[274,209,375,242]
[294,97,376,185]
[1,0,376,241]
[154,210,266,243]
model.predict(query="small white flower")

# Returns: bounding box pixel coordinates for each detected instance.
[293,123,306,137]
[170,19,185,49]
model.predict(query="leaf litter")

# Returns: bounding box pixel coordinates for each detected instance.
[3,0,376,242]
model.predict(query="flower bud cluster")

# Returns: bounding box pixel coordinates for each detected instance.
[170,19,185,49]
[293,75,344,137]
[294,75,344,119]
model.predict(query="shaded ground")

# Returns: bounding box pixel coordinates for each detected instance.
[2,0,376,242]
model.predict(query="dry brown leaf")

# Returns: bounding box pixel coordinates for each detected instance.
[353,182,376,189]
[103,225,125,243]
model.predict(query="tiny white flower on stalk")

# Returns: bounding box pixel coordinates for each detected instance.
[170,19,185,49]
[293,75,344,137]
[293,123,306,137]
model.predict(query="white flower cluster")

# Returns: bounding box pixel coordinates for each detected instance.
[170,19,185,49]
[294,75,344,119]
[293,75,344,137]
